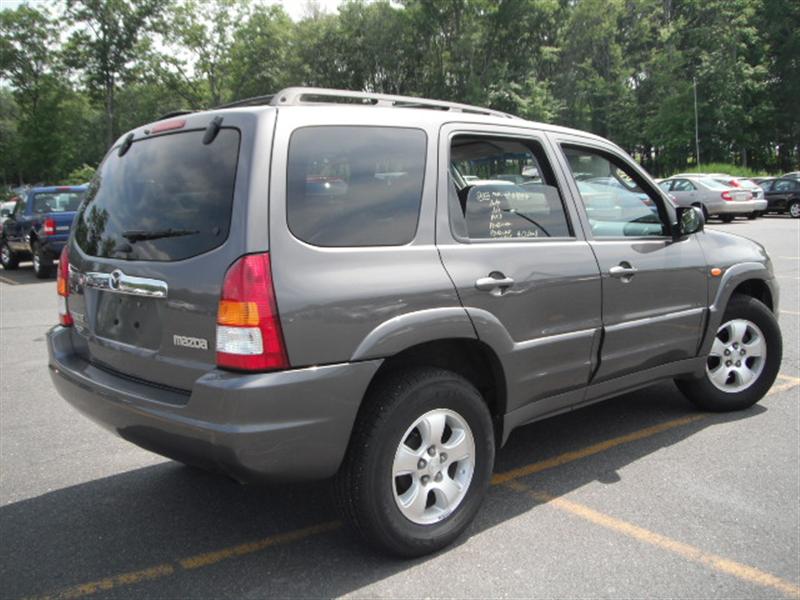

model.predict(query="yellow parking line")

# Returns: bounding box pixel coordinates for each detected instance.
[491,414,706,485]
[505,481,800,599]
[30,374,800,599]
[0,275,19,285]
[179,521,341,570]
[38,564,175,600]
[781,310,800,316]
[34,522,340,599]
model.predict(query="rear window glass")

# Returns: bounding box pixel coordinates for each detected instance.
[287,126,426,246]
[33,191,85,213]
[74,129,240,261]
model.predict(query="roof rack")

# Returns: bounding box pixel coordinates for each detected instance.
[214,87,517,119]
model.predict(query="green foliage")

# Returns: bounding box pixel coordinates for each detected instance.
[677,163,771,178]
[0,0,798,186]
[60,163,96,185]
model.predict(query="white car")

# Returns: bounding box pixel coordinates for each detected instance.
[659,176,767,222]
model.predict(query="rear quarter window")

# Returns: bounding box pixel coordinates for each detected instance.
[286,126,426,247]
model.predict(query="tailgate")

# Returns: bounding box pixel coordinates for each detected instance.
[65,122,254,391]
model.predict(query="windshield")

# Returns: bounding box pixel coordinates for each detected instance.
[74,129,240,261]
[33,191,85,213]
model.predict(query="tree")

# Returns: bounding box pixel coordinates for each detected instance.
[64,0,164,147]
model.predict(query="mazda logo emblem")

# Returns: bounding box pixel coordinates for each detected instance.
[109,269,122,290]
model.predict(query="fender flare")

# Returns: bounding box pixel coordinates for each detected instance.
[699,262,777,355]
[350,307,478,361]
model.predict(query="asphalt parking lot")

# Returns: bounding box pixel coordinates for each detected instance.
[1,215,798,599]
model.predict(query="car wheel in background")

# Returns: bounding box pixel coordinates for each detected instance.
[335,367,495,557]
[747,212,758,220]
[789,200,800,218]
[720,215,735,223]
[676,294,782,412]
[32,242,54,279]
[1,240,20,271]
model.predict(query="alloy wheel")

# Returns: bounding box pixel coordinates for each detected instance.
[706,318,766,393]
[392,408,475,525]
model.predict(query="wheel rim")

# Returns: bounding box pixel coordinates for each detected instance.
[706,318,766,393]
[391,408,476,525]
[1,244,9,265]
[790,203,800,218]
[32,251,40,272]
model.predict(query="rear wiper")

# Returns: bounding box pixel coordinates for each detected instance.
[122,228,199,242]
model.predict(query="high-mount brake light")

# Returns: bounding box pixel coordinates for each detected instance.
[43,218,56,236]
[151,118,186,134]
[216,253,289,372]
[57,247,73,326]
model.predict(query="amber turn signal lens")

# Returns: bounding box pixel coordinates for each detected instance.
[217,300,260,326]
[710,267,723,277]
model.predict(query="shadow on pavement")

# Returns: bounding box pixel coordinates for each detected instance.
[0,262,55,286]
[0,381,766,598]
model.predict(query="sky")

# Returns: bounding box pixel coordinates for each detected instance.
[0,0,344,20]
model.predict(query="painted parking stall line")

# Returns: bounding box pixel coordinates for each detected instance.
[29,376,800,600]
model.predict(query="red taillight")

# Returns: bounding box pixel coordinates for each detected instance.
[57,247,73,326]
[721,191,732,201]
[151,118,186,134]
[43,218,56,236]
[729,180,741,187]
[215,253,288,372]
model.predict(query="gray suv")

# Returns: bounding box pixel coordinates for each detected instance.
[47,88,783,557]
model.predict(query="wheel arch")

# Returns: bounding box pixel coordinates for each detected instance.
[361,338,508,446]
[699,263,778,356]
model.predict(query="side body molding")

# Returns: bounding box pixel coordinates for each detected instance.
[350,307,478,361]
[699,262,779,356]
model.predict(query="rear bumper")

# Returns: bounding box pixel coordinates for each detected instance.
[715,200,767,215]
[47,326,381,482]
[37,238,66,258]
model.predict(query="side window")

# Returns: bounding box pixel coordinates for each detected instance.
[672,179,696,192]
[287,126,426,247]
[449,135,572,240]
[759,180,773,192]
[562,145,667,238]
[775,179,795,192]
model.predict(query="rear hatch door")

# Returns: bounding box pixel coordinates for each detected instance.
[66,112,270,391]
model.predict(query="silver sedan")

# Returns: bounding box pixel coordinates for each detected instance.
[659,176,767,222]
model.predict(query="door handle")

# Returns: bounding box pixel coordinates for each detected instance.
[609,263,637,280]
[475,273,515,292]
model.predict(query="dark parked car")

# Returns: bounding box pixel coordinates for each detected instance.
[753,177,800,218]
[47,88,782,557]
[1,185,87,278]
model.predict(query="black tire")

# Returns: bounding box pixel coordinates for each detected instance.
[789,200,800,219]
[335,367,495,557]
[720,214,735,223]
[0,240,19,271]
[32,242,54,279]
[676,294,782,412]
[747,212,758,220]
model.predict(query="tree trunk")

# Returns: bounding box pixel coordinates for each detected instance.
[106,76,115,148]
[742,146,748,169]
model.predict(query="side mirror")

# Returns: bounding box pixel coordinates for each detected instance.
[676,205,704,237]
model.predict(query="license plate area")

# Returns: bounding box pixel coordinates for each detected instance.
[95,292,161,349]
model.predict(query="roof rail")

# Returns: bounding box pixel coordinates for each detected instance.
[271,87,517,119]
[212,87,517,119]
